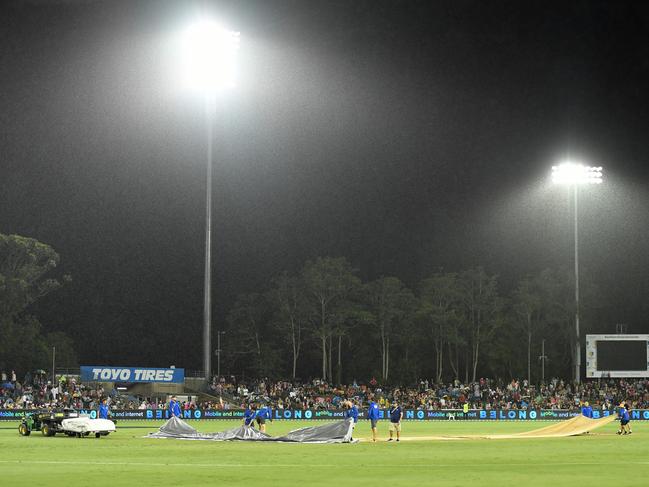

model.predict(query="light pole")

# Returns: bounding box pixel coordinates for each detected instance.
[52,346,56,386]
[215,330,226,378]
[179,19,239,381]
[538,339,547,384]
[551,162,603,383]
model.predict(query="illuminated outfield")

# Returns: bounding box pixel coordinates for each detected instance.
[1,419,648,486]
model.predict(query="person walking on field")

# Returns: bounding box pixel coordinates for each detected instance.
[388,401,403,442]
[617,402,631,435]
[623,403,633,434]
[168,396,181,418]
[98,398,110,420]
[367,398,381,442]
[346,399,359,440]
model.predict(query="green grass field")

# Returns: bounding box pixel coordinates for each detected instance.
[1,419,647,486]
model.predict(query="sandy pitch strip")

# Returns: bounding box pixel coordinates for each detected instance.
[360,414,618,442]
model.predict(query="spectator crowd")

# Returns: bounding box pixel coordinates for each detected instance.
[0,370,139,410]
[3,368,649,412]
[208,375,649,411]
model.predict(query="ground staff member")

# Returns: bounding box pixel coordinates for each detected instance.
[256,404,272,433]
[168,396,181,418]
[581,401,594,434]
[624,403,633,434]
[98,398,110,420]
[243,404,256,427]
[462,402,469,420]
[367,399,380,442]
[346,400,359,440]
[617,402,631,435]
[388,401,402,442]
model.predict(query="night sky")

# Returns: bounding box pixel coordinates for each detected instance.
[2,0,649,369]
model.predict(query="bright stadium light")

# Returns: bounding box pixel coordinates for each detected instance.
[179,19,240,92]
[552,162,603,185]
[550,160,604,384]
[176,16,240,382]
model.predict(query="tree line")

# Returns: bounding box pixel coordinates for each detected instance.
[0,234,77,376]
[0,233,597,385]
[224,256,592,385]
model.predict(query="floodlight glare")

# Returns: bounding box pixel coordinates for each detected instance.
[176,17,240,380]
[549,159,604,384]
[551,162,603,185]
[179,19,240,92]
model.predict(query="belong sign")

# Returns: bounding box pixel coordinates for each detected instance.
[4,408,649,421]
[80,366,184,383]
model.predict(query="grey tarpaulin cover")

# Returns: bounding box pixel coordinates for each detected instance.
[146,416,355,443]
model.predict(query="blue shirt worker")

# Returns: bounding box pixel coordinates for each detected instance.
[256,404,272,433]
[346,400,359,424]
[388,401,403,442]
[581,402,593,418]
[624,403,633,434]
[346,400,359,440]
[169,396,181,418]
[367,400,381,442]
[243,405,256,427]
[617,402,630,435]
[98,399,110,420]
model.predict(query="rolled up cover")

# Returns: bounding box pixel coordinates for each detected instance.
[147,416,355,443]
[61,417,116,434]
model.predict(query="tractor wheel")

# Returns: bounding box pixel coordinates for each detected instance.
[95,433,101,438]
[41,424,52,437]
[19,423,31,436]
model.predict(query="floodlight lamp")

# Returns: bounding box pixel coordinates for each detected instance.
[551,162,603,185]
[179,19,239,92]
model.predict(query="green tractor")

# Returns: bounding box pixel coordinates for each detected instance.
[19,410,79,437]
[18,414,34,436]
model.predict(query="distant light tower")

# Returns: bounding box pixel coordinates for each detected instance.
[551,162,603,383]
[179,18,239,381]
[215,330,226,378]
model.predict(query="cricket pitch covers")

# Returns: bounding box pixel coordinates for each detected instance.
[146,415,356,443]
[147,414,615,444]
[393,414,617,441]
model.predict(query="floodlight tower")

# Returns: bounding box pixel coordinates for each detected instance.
[551,162,603,383]
[179,18,239,382]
